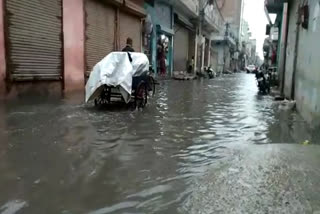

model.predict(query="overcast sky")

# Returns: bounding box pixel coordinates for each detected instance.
[243,0,274,58]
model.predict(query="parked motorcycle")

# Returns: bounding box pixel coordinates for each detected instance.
[256,70,270,94]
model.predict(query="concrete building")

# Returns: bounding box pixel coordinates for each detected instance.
[211,23,237,73]
[211,0,244,73]
[265,0,320,126]
[240,20,251,46]
[197,0,224,73]
[217,0,244,43]
[144,0,174,76]
[238,19,252,68]
[147,0,225,76]
[247,39,257,65]
[144,0,198,76]
[0,0,145,98]
[263,25,279,68]
[0,0,227,98]
[172,0,198,74]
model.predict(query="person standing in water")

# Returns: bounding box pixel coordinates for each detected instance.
[122,37,135,52]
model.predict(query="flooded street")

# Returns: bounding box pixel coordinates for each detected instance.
[0,73,320,214]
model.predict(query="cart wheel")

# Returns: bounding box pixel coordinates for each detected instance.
[135,81,148,109]
[148,76,156,97]
[106,87,111,104]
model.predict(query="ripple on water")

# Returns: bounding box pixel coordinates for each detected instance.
[1,74,313,213]
[0,200,28,214]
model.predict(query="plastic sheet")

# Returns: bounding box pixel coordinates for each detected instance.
[85,52,149,103]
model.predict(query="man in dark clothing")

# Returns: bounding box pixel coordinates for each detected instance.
[122,37,135,52]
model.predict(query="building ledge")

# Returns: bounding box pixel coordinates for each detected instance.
[174,13,195,31]
[203,16,221,33]
[265,0,287,13]
[173,0,199,19]
[103,0,123,6]
[123,0,146,17]
[211,35,224,42]
[157,24,174,35]
[211,35,236,47]
[227,36,236,47]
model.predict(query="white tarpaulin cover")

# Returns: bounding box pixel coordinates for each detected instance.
[85,52,149,103]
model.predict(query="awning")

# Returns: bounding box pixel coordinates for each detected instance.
[103,0,146,17]
[102,0,123,6]
[174,12,194,31]
[211,35,236,47]
[156,24,174,36]
[265,0,286,14]
[123,0,146,18]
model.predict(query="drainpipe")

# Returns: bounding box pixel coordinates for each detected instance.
[199,2,205,73]
[279,3,289,97]
[291,0,302,100]
[115,7,120,51]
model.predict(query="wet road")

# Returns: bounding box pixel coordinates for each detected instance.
[0,73,320,214]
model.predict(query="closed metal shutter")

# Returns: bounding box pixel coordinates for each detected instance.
[211,51,218,70]
[174,23,189,71]
[6,0,62,80]
[119,11,141,52]
[86,0,115,73]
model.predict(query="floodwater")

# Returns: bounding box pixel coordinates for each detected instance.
[0,74,320,214]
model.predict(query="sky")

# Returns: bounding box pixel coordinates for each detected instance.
[243,0,275,58]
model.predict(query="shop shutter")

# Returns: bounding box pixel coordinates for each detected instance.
[211,51,218,70]
[86,0,115,73]
[119,11,141,52]
[6,0,63,80]
[174,23,189,71]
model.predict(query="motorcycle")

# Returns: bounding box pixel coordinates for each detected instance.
[205,66,216,79]
[256,70,270,94]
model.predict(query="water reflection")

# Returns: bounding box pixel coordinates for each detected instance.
[0,74,315,213]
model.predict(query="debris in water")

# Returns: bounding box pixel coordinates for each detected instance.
[89,170,96,177]
[34,179,41,184]
[302,140,310,145]
[279,99,296,110]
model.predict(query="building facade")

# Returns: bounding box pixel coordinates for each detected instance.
[217,0,243,41]
[144,0,174,76]
[0,0,229,98]
[265,0,320,126]
[211,0,244,73]
[144,0,225,76]
[0,0,146,98]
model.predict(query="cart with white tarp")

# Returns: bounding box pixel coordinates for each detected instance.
[85,52,156,108]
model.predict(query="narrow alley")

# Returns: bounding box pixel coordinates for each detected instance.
[1,74,319,214]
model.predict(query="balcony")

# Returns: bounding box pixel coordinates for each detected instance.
[124,0,146,17]
[225,31,236,47]
[211,26,237,47]
[158,0,199,18]
[265,0,288,14]
[101,0,123,6]
[203,5,224,33]
[175,0,199,18]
